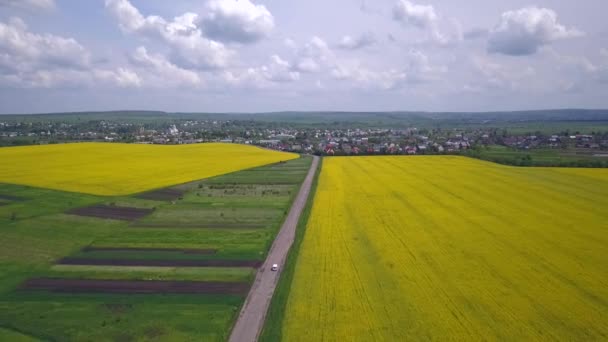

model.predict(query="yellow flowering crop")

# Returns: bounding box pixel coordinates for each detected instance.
[283,156,608,341]
[0,142,297,195]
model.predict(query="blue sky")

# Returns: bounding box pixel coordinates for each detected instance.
[0,0,607,113]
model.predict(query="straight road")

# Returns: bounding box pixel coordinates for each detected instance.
[229,155,319,342]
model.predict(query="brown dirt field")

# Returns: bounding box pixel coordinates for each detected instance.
[21,278,250,295]
[58,258,262,268]
[129,223,266,229]
[66,205,153,221]
[82,247,217,255]
[136,188,186,201]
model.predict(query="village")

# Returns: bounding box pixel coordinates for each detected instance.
[2,118,608,159]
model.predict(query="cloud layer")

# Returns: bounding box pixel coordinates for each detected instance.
[0,17,137,88]
[0,0,606,112]
[202,0,274,43]
[105,0,232,69]
[0,0,54,10]
[488,7,583,56]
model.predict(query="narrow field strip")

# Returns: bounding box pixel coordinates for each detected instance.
[66,205,153,221]
[46,265,254,282]
[69,248,223,261]
[129,223,267,229]
[58,258,263,268]
[21,278,250,295]
[0,194,26,201]
[81,246,217,254]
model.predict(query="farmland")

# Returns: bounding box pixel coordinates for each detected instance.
[0,142,297,195]
[466,145,608,167]
[0,155,312,340]
[280,156,608,341]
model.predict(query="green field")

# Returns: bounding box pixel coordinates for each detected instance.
[0,156,311,341]
[466,145,608,167]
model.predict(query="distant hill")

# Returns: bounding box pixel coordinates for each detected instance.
[2,109,608,127]
[0,111,169,122]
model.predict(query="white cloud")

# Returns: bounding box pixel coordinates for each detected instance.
[0,0,54,10]
[488,7,583,56]
[470,56,535,91]
[284,38,297,50]
[304,36,330,57]
[330,63,408,90]
[392,0,437,30]
[403,49,446,83]
[295,58,320,73]
[252,54,300,83]
[330,50,445,89]
[94,68,142,88]
[278,36,334,74]
[557,55,597,74]
[553,52,608,85]
[105,0,232,69]
[219,54,300,90]
[338,32,377,50]
[601,48,608,58]
[202,0,274,43]
[130,46,201,87]
[0,17,140,89]
[0,65,141,89]
[293,36,334,72]
[392,0,446,43]
[0,17,89,72]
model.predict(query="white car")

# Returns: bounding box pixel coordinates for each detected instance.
[271,264,279,271]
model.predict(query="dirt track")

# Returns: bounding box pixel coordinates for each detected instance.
[229,156,319,342]
[22,278,249,295]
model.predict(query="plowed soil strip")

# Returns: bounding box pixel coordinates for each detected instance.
[82,247,217,255]
[58,258,262,268]
[136,188,186,201]
[66,205,153,221]
[21,278,249,295]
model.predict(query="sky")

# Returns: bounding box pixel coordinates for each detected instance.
[0,0,607,114]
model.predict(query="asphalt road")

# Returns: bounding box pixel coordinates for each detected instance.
[229,155,319,342]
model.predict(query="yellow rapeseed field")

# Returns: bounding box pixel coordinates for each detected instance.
[0,142,297,195]
[283,156,608,341]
